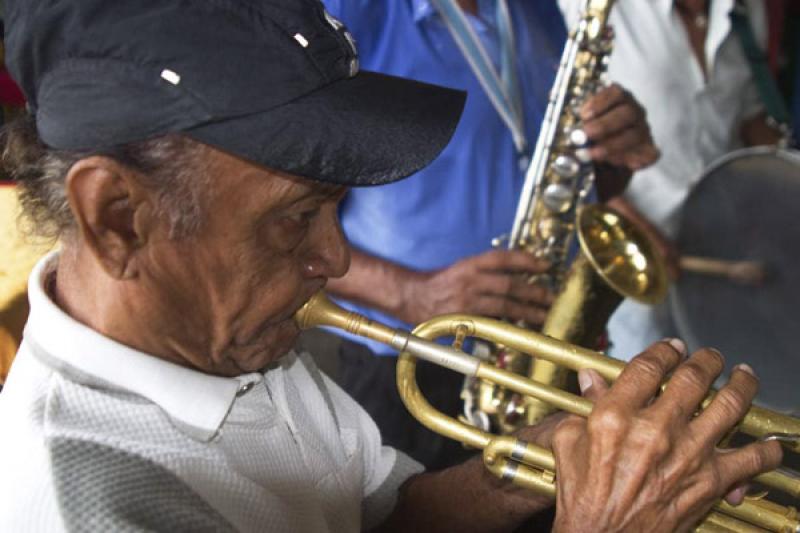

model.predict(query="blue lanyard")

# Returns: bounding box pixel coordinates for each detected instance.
[430,0,528,156]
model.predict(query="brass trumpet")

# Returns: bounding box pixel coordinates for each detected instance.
[295,292,800,533]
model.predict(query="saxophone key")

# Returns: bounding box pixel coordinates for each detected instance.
[552,154,582,178]
[569,98,586,117]
[575,147,592,163]
[543,182,574,213]
[568,128,589,147]
[537,217,571,241]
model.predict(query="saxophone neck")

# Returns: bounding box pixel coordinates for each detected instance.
[585,0,616,28]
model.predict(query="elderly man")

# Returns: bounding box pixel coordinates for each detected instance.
[0,0,781,532]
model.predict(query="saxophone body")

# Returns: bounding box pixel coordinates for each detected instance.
[463,0,669,432]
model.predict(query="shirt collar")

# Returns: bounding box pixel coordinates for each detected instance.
[24,251,261,442]
[662,0,736,73]
[662,0,736,17]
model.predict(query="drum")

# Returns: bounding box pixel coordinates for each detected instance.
[671,147,800,413]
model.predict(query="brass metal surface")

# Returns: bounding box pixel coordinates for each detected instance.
[475,0,668,431]
[577,205,668,305]
[295,292,800,532]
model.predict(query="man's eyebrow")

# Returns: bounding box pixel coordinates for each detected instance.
[275,185,345,210]
[302,184,347,201]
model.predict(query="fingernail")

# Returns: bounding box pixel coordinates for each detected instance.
[663,337,687,357]
[578,369,593,394]
[725,485,748,506]
[735,363,757,378]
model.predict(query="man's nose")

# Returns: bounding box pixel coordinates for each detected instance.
[303,211,350,279]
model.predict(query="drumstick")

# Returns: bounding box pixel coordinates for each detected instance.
[679,256,766,286]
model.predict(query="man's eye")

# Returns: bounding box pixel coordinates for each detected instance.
[286,208,320,227]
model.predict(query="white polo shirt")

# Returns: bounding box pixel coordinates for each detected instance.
[0,252,422,532]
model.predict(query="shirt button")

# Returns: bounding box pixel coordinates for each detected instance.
[237,381,256,396]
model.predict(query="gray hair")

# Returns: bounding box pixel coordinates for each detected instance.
[2,115,210,241]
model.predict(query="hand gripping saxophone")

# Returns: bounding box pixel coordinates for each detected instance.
[460,0,669,433]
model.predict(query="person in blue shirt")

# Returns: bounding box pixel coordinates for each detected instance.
[322,0,660,469]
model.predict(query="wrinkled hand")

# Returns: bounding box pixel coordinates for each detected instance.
[551,340,782,533]
[581,84,660,172]
[401,250,553,325]
[517,411,566,450]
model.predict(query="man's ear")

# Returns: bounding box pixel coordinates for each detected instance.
[64,156,156,279]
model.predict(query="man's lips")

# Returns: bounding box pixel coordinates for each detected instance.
[243,281,327,343]
[290,281,327,321]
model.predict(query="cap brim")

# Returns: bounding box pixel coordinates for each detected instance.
[187,71,465,186]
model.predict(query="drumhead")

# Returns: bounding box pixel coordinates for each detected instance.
[671,147,800,413]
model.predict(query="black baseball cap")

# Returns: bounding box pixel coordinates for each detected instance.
[5,0,465,186]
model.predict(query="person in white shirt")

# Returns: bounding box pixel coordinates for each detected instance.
[558,0,784,359]
[0,0,782,531]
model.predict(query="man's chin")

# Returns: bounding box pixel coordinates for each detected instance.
[234,326,300,373]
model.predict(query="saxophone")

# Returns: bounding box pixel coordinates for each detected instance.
[460,0,669,433]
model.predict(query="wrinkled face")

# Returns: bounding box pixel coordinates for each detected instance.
[140,148,349,376]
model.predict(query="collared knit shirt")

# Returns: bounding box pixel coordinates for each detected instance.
[0,252,422,532]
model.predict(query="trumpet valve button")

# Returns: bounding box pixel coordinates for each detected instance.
[543,183,573,213]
